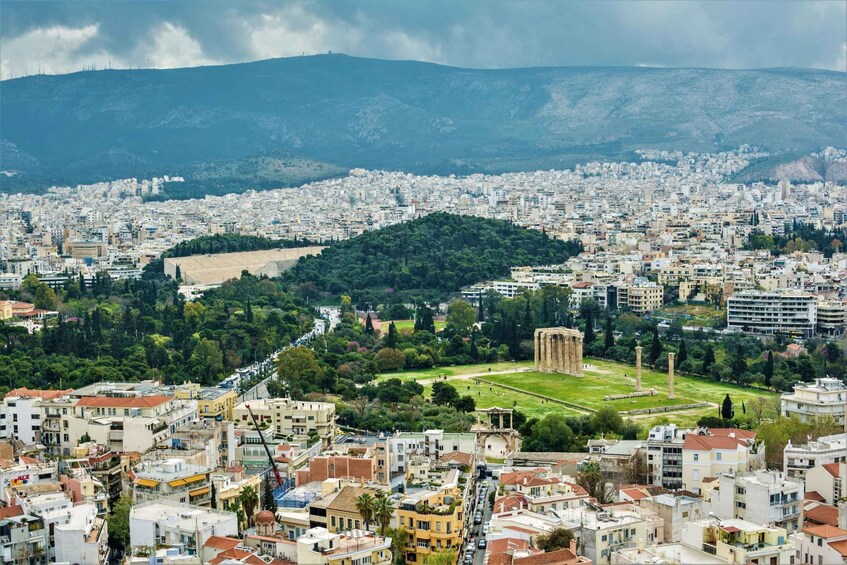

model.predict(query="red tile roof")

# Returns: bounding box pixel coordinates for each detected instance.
[514,549,582,565]
[805,504,839,526]
[805,491,826,502]
[822,463,841,478]
[5,388,73,400]
[0,505,24,518]
[804,524,847,538]
[76,395,172,408]
[683,430,753,451]
[829,540,847,557]
[204,536,242,550]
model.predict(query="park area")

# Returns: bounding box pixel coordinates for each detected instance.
[376,357,779,426]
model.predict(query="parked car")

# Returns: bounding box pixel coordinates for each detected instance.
[478,539,487,549]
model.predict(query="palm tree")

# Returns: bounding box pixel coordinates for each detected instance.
[356,493,376,531]
[240,485,259,528]
[373,493,395,536]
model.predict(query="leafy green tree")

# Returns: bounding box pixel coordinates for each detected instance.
[591,407,623,436]
[446,300,477,337]
[34,284,57,310]
[276,346,324,398]
[523,414,575,452]
[107,494,132,548]
[577,461,612,503]
[454,395,476,413]
[424,550,457,565]
[536,527,574,553]
[730,345,748,383]
[190,338,225,382]
[376,348,406,371]
[387,527,409,565]
[414,305,436,333]
[431,381,459,406]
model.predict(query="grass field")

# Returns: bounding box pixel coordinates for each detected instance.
[376,357,778,426]
[389,319,446,332]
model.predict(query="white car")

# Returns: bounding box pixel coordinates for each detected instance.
[482,523,490,535]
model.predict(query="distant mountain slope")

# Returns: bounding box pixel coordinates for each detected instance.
[1,55,845,194]
[732,151,847,183]
[283,212,582,300]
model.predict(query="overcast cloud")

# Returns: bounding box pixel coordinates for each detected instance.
[1,0,845,79]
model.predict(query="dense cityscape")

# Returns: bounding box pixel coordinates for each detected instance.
[2,1,846,564]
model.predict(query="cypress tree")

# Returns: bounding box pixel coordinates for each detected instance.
[678,339,688,365]
[386,322,397,349]
[478,294,484,322]
[470,329,479,361]
[364,313,374,335]
[703,344,715,373]
[650,330,662,366]
[262,473,278,514]
[584,311,595,344]
[245,300,254,323]
[764,351,774,388]
[604,315,615,351]
[175,265,182,281]
[721,394,734,420]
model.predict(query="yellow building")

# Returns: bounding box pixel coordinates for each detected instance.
[308,485,382,533]
[397,485,464,564]
[174,383,237,421]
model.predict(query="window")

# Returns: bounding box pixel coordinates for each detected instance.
[817,538,822,547]
[331,517,336,528]
[694,454,699,462]
[716,452,722,461]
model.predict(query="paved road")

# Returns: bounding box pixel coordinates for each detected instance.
[237,312,337,403]
[465,475,498,565]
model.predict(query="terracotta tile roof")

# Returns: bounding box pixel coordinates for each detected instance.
[822,463,841,478]
[204,535,242,550]
[4,388,73,400]
[438,451,473,467]
[501,471,559,487]
[804,524,847,538]
[683,431,752,451]
[0,505,24,518]
[620,487,651,501]
[494,494,529,513]
[76,395,172,408]
[829,540,847,557]
[514,548,581,565]
[805,491,826,502]
[805,504,839,526]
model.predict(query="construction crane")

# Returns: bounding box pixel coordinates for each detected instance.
[245,404,283,487]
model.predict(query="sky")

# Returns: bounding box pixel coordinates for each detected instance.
[1,0,845,79]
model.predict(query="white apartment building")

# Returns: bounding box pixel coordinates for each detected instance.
[645,424,687,490]
[618,280,664,314]
[233,398,336,446]
[789,524,847,565]
[129,501,238,553]
[132,458,213,507]
[818,300,847,336]
[783,433,847,480]
[712,470,803,533]
[0,458,58,504]
[681,429,761,494]
[461,280,541,300]
[54,502,109,565]
[388,430,476,475]
[296,527,393,565]
[0,388,72,445]
[781,378,847,425]
[727,289,817,337]
[806,462,845,504]
[69,394,198,453]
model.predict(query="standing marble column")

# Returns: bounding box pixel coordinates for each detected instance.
[635,346,643,391]
[576,336,583,377]
[534,330,541,371]
[545,334,553,372]
[668,352,675,399]
[557,335,565,373]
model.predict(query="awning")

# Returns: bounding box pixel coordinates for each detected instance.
[168,479,187,488]
[135,478,160,488]
[189,486,211,497]
[183,474,206,484]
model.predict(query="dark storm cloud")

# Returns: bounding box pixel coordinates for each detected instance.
[1,0,844,79]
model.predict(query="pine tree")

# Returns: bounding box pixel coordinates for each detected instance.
[604,315,614,351]
[364,313,374,335]
[764,351,774,388]
[650,330,662,366]
[522,296,534,339]
[677,339,688,365]
[721,394,734,420]
[584,311,595,344]
[386,322,397,349]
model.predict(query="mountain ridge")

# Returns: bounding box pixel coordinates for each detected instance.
[2,54,845,195]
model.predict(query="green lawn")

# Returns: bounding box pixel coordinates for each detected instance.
[390,319,446,332]
[376,357,777,427]
[376,361,533,383]
[423,377,583,420]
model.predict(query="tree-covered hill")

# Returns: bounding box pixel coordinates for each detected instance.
[283,213,582,300]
